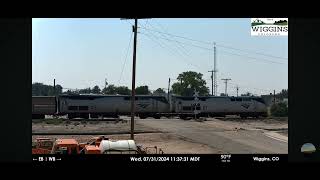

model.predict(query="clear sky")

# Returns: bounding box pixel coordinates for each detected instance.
[32,18,288,96]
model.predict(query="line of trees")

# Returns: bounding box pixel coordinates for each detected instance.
[33,71,286,98]
[32,83,63,96]
[32,71,210,96]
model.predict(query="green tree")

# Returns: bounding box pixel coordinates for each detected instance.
[102,85,117,94]
[79,88,91,94]
[276,89,288,100]
[32,82,63,96]
[92,85,101,94]
[153,88,166,95]
[135,85,151,95]
[116,86,131,95]
[241,92,252,96]
[270,102,288,117]
[171,71,209,96]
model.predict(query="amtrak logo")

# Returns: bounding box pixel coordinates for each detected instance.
[137,103,149,109]
[241,103,250,109]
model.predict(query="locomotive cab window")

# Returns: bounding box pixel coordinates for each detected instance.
[79,106,88,111]
[182,106,192,111]
[68,106,78,110]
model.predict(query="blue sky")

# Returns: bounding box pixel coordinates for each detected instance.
[32,18,288,96]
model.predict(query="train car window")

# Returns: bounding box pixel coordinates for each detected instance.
[79,106,88,111]
[68,106,78,110]
[196,106,201,110]
[253,98,266,104]
[178,97,194,101]
[230,98,235,101]
[236,98,242,101]
[182,106,192,111]
[139,97,150,100]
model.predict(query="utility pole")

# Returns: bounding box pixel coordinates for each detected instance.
[221,78,231,96]
[208,70,214,96]
[121,18,150,140]
[273,90,276,105]
[53,79,56,96]
[168,78,171,99]
[236,85,239,97]
[105,78,108,89]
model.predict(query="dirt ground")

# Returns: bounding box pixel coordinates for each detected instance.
[32,116,288,154]
[32,133,221,154]
[32,119,159,134]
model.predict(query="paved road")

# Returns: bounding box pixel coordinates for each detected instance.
[136,118,288,154]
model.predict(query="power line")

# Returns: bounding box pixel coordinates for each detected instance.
[139,26,288,60]
[151,20,193,58]
[140,30,286,65]
[218,50,285,65]
[217,44,288,61]
[141,22,207,68]
[118,31,133,85]
[139,31,205,71]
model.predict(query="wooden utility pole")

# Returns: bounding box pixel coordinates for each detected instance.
[208,70,214,96]
[273,90,276,105]
[121,18,150,140]
[53,79,56,95]
[168,78,171,99]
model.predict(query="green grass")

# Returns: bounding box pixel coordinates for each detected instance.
[45,119,63,125]
[32,119,44,124]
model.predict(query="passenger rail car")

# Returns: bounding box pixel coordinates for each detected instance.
[32,96,57,119]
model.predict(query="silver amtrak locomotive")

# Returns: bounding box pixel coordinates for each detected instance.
[172,96,268,118]
[57,94,170,119]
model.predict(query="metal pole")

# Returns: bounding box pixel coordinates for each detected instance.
[53,79,56,96]
[208,70,214,96]
[236,86,239,97]
[273,90,276,105]
[168,78,170,99]
[221,78,231,96]
[130,19,138,140]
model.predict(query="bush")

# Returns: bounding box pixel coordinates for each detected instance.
[45,119,63,125]
[270,102,288,117]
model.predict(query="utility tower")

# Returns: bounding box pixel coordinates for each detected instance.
[221,78,231,96]
[213,42,217,96]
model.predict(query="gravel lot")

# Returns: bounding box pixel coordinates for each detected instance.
[32,116,288,154]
